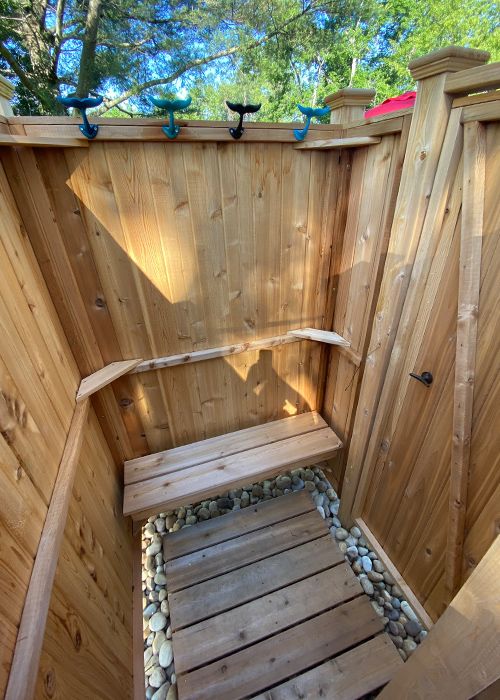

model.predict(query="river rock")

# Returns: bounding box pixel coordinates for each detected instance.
[154,572,168,586]
[361,555,373,573]
[367,570,384,583]
[150,667,166,688]
[316,505,326,519]
[198,507,210,521]
[160,599,169,615]
[149,612,167,632]
[404,619,421,637]
[346,545,358,560]
[276,475,291,490]
[335,528,349,541]
[152,683,170,700]
[146,535,163,557]
[360,576,374,596]
[166,685,178,700]
[143,603,157,620]
[159,640,174,668]
[350,526,362,539]
[304,480,316,492]
[153,631,166,655]
[401,600,418,622]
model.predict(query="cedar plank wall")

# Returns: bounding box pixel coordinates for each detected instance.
[321,117,411,483]
[0,154,133,698]
[342,105,500,618]
[3,138,342,459]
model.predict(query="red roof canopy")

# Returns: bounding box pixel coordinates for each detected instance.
[364,91,416,119]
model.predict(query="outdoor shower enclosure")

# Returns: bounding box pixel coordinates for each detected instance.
[0,45,498,698]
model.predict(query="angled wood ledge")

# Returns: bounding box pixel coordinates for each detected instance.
[288,328,351,346]
[294,136,381,150]
[76,358,143,401]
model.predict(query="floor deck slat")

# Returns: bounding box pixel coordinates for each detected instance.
[163,490,314,562]
[169,535,344,631]
[172,564,362,673]
[164,492,401,700]
[165,508,328,592]
[251,634,403,700]
[176,595,384,700]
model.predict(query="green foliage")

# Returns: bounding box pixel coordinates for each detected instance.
[0,0,498,118]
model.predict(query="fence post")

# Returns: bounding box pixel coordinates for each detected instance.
[0,73,14,116]
[324,88,375,125]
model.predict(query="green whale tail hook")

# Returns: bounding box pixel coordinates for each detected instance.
[150,96,192,139]
[293,104,330,141]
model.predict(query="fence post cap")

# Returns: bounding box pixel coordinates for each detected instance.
[409,46,490,81]
[324,88,376,110]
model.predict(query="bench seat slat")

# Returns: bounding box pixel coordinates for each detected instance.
[124,425,341,519]
[125,411,327,485]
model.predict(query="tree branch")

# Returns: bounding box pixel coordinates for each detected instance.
[0,40,51,107]
[97,1,320,114]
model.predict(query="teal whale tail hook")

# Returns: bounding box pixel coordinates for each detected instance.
[150,96,192,139]
[57,94,104,139]
[293,104,330,141]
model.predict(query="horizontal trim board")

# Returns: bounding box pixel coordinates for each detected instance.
[0,134,88,147]
[132,334,301,373]
[15,122,341,143]
[445,62,500,95]
[462,99,500,122]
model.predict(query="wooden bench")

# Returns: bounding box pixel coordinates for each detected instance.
[123,411,342,520]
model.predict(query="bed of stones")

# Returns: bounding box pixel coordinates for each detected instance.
[141,465,427,699]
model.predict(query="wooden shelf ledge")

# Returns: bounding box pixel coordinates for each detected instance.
[76,358,143,402]
[294,136,381,150]
[288,328,351,347]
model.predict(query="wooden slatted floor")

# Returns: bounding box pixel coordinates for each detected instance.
[163,490,402,700]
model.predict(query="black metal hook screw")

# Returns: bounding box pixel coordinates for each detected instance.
[409,371,433,387]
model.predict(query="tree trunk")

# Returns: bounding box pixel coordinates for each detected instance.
[76,0,102,98]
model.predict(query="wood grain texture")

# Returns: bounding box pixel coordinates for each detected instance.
[380,536,500,700]
[35,408,134,699]
[5,140,340,458]
[168,535,343,630]
[294,136,381,150]
[5,400,89,700]
[444,62,500,94]
[445,120,486,598]
[126,411,327,484]
[163,489,314,560]
[0,134,88,147]
[0,160,80,696]
[339,72,458,525]
[124,426,342,519]
[177,595,383,700]
[253,635,403,700]
[172,564,360,673]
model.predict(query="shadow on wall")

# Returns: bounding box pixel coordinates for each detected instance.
[26,142,323,455]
